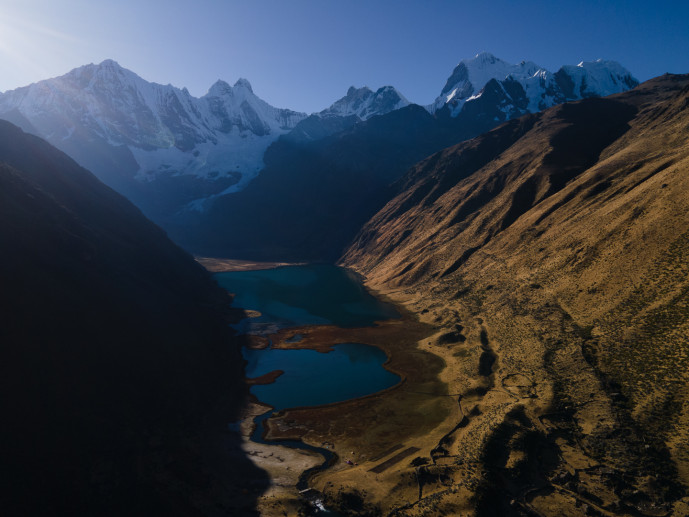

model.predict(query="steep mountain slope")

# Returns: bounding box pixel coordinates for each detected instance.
[0,59,307,219]
[341,74,689,515]
[0,120,267,516]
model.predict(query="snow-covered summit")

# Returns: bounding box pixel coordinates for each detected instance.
[431,53,638,117]
[319,84,410,121]
[233,77,253,92]
[558,59,638,99]
[207,79,233,96]
[201,75,305,136]
[207,78,254,95]
[280,84,411,144]
[434,52,541,110]
[0,60,308,194]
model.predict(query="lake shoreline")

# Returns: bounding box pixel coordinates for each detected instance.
[210,261,454,514]
[258,304,433,436]
[195,256,306,272]
[242,308,436,515]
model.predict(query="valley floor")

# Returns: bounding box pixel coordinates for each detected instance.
[237,401,323,516]
[239,276,689,516]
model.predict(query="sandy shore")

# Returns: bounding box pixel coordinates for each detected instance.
[195,256,304,272]
[238,402,323,515]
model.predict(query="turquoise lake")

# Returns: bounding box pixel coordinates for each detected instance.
[215,264,400,334]
[242,343,400,409]
[215,265,401,411]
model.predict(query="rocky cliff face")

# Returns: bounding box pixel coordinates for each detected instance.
[341,75,689,515]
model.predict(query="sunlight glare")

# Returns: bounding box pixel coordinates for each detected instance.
[0,4,84,90]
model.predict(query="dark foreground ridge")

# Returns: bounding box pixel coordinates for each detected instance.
[0,120,269,516]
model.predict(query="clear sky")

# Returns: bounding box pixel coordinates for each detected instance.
[0,0,687,113]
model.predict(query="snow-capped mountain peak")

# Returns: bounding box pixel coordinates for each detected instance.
[233,78,253,92]
[434,52,547,113]
[83,58,126,75]
[205,78,256,101]
[347,85,372,96]
[207,79,232,96]
[319,84,410,121]
[431,53,638,117]
[0,60,308,206]
[66,59,161,97]
[558,59,638,99]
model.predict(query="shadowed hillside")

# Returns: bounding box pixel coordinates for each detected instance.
[341,75,689,515]
[0,120,268,516]
[173,96,553,262]
[171,105,456,261]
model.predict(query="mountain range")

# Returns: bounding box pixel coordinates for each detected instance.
[0,60,409,218]
[168,54,638,260]
[0,54,637,254]
[431,52,638,115]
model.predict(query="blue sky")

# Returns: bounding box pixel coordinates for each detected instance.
[0,0,687,113]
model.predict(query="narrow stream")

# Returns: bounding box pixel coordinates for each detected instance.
[249,409,335,491]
